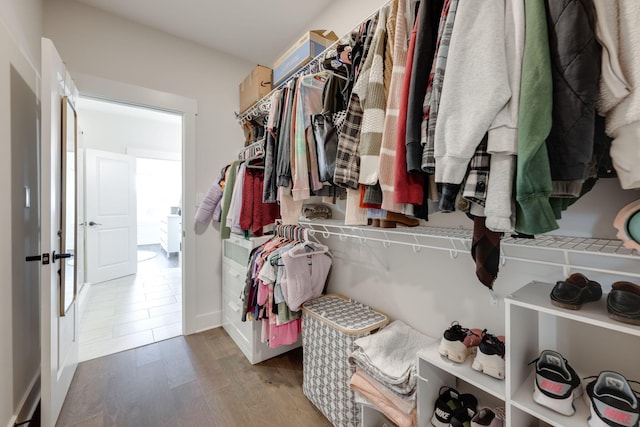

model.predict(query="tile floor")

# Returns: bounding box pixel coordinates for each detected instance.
[78,244,182,362]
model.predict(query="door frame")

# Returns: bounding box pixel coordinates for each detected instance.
[73,73,198,335]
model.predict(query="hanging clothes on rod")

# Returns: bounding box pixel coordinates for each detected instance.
[242,223,332,347]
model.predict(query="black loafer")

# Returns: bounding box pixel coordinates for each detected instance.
[607,281,640,325]
[550,273,602,310]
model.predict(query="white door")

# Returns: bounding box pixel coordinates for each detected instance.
[40,37,79,427]
[85,148,137,284]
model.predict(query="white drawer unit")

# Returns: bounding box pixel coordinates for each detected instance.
[222,234,300,364]
[160,214,181,257]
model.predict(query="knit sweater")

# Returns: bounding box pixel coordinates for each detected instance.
[379,0,411,213]
[359,5,390,185]
[433,0,511,185]
[515,0,558,235]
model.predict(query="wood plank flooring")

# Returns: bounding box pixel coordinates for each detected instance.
[57,327,332,427]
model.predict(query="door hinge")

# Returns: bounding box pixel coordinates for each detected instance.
[25,253,50,265]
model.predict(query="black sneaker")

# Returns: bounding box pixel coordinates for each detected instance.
[531,350,582,416]
[472,330,506,379]
[431,386,478,427]
[438,322,483,363]
[451,407,478,427]
[585,371,640,427]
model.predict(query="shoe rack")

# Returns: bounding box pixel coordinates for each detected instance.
[415,281,640,427]
[505,280,640,426]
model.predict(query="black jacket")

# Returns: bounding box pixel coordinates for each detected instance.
[544,0,602,197]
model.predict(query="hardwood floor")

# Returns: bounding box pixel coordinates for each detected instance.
[57,327,332,427]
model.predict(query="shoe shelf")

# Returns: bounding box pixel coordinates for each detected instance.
[510,371,590,427]
[299,220,640,278]
[505,281,640,427]
[506,281,640,338]
[416,342,505,427]
[417,342,506,401]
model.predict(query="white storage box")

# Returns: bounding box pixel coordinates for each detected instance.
[302,294,389,427]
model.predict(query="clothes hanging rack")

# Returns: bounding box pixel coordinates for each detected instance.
[273,221,309,243]
[238,137,265,161]
[235,1,391,125]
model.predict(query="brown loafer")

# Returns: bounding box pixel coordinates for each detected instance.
[384,211,419,227]
[608,281,640,325]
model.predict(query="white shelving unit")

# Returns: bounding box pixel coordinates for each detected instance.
[505,281,640,426]
[296,220,640,426]
[416,342,506,427]
[414,281,640,427]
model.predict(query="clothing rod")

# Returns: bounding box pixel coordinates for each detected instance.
[236,0,392,124]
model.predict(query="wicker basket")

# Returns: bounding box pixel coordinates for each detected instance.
[301,294,389,427]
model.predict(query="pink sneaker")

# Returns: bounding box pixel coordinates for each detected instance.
[438,322,483,363]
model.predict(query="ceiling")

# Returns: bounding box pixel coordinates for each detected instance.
[73,0,336,66]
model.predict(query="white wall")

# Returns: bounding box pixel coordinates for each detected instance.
[0,0,42,70]
[0,2,43,426]
[78,108,181,155]
[43,0,253,333]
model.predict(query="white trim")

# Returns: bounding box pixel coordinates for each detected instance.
[7,371,40,427]
[193,311,222,334]
[71,73,199,335]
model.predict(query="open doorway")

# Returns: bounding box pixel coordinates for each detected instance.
[76,97,183,361]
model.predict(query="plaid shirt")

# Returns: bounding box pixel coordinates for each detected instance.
[421,0,458,173]
[462,135,490,207]
[333,95,363,190]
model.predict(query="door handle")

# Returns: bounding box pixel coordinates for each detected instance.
[53,251,73,262]
[88,221,102,226]
[26,253,50,264]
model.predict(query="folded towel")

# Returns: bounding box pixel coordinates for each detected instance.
[350,368,416,427]
[349,320,434,395]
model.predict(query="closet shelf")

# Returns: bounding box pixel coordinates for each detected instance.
[299,219,640,278]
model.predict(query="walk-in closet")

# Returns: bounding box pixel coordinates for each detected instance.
[3,0,640,426]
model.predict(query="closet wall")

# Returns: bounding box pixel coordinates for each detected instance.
[0,1,43,425]
[43,0,253,333]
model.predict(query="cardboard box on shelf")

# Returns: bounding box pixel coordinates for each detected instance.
[273,29,338,85]
[239,65,273,113]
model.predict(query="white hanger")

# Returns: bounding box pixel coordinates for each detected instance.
[287,229,329,258]
[287,242,329,258]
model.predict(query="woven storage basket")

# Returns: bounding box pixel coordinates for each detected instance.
[301,294,389,427]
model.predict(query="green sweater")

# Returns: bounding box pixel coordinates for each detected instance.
[220,160,241,240]
[515,0,558,235]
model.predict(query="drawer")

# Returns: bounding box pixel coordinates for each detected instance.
[223,239,251,266]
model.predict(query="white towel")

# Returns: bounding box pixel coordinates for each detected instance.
[349,320,434,394]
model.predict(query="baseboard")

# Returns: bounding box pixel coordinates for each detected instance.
[189,310,222,334]
[9,372,40,427]
[77,281,92,319]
